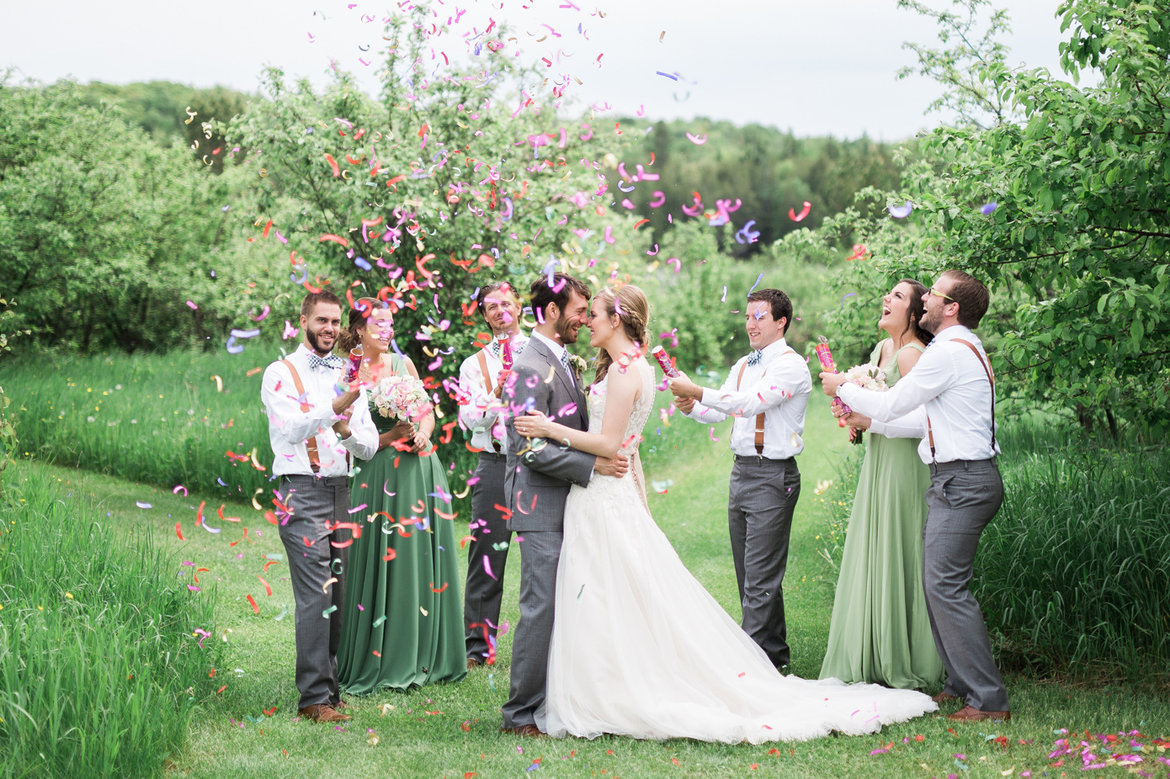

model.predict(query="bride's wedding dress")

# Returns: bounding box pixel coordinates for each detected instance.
[537,359,936,743]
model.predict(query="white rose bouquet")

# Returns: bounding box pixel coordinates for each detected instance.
[370,374,433,425]
[841,363,887,444]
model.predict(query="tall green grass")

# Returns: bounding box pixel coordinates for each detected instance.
[981,424,1170,674]
[5,349,272,499]
[818,409,1170,678]
[0,466,221,777]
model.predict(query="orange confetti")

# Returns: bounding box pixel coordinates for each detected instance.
[383,548,397,562]
[258,575,273,596]
[324,153,341,177]
[175,522,185,541]
[246,594,259,614]
[429,582,449,593]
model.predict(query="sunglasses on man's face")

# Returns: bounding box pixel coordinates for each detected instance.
[928,287,956,303]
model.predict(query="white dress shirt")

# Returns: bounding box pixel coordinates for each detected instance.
[837,325,999,464]
[261,344,378,477]
[684,338,812,459]
[457,331,530,453]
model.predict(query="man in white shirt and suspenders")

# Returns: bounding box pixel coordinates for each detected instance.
[670,289,812,670]
[821,269,1010,722]
[260,290,378,724]
[456,281,529,669]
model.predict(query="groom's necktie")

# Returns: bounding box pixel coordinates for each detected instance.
[559,350,573,374]
[746,350,763,367]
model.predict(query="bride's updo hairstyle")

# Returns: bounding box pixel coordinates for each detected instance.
[338,296,392,354]
[592,284,649,388]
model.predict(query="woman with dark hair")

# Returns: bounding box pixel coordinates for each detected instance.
[335,299,465,693]
[819,279,942,690]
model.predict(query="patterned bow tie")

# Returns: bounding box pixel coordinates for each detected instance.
[308,353,344,371]
[746,350,763,367]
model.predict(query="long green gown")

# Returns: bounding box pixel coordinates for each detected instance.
[819,340,943,689]
[338,354,466,693]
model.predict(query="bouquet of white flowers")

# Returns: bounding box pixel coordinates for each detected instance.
[842,363,887,391]
[841,363,887,444]
[369,374,433,424]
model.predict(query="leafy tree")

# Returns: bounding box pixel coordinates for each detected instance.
[789,0,1170,439]
[0,78,270,354]
[217,8,646,476]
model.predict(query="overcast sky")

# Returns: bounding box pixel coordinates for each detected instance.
[1,0,1071,140]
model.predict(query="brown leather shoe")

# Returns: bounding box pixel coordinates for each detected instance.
[298,703,352,723]
[500,724,545,737]
[932,691,961,703]
[333,699,350,711]
[947,705,1011,722]
[467,657,483,670]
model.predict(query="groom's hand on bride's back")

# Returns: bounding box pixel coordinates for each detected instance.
[594,454,629,478]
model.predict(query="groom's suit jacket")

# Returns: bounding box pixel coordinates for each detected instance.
[504,337,594,532]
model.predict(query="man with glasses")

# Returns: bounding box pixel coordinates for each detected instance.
[819,270,1010,723]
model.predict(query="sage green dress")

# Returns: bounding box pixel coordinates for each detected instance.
[338,354,466,693]
[819,340,943,689]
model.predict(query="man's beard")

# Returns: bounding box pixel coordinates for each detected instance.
[305,327,335,354]
[554,317,579,345]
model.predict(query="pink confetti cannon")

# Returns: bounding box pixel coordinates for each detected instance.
[500,336,514,370]
[815,337,849,426]
[650,345,680,378]
[345,345,364,384]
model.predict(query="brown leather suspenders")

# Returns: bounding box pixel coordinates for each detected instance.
[925,339,996,461]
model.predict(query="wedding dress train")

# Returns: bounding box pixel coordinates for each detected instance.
[537,359,936,743]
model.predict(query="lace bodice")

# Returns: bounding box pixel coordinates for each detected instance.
[584,358,656,452]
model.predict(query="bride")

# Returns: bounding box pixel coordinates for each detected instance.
[511,285,937,743]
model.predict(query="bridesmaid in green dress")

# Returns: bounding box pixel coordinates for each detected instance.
[336,299,466,693]
[819,279,943,690]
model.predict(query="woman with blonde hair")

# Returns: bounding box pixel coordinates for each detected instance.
[512,285,934,743]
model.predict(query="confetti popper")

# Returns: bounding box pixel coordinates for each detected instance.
[345,345,363,384]
[500,335,514,370]
[815,337,849,427]
[650,345,680,377]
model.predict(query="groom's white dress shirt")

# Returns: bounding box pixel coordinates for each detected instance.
[837,325,999,464]
[684,338,811,460]
[261,344,378,477]
[457,331,530,454]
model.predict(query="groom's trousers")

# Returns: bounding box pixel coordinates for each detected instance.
[501,529,562,728]
[728,455,801,667]
[278,474,351,710]
[923,458,1009,712]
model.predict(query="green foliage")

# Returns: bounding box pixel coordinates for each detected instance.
[979,423,1170,674]
[0,466,221,777]
[791,0,1170,437]
[0,78,276,354]
[76,80,253,155]
[3,350,270,500]
[623,120,907,257]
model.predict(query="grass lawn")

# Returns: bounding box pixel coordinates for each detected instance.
[9,393,1170,777]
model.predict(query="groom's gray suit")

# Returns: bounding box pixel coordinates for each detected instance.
[500,336,595,730]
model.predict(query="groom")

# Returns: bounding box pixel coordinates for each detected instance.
[500,272,628,736]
